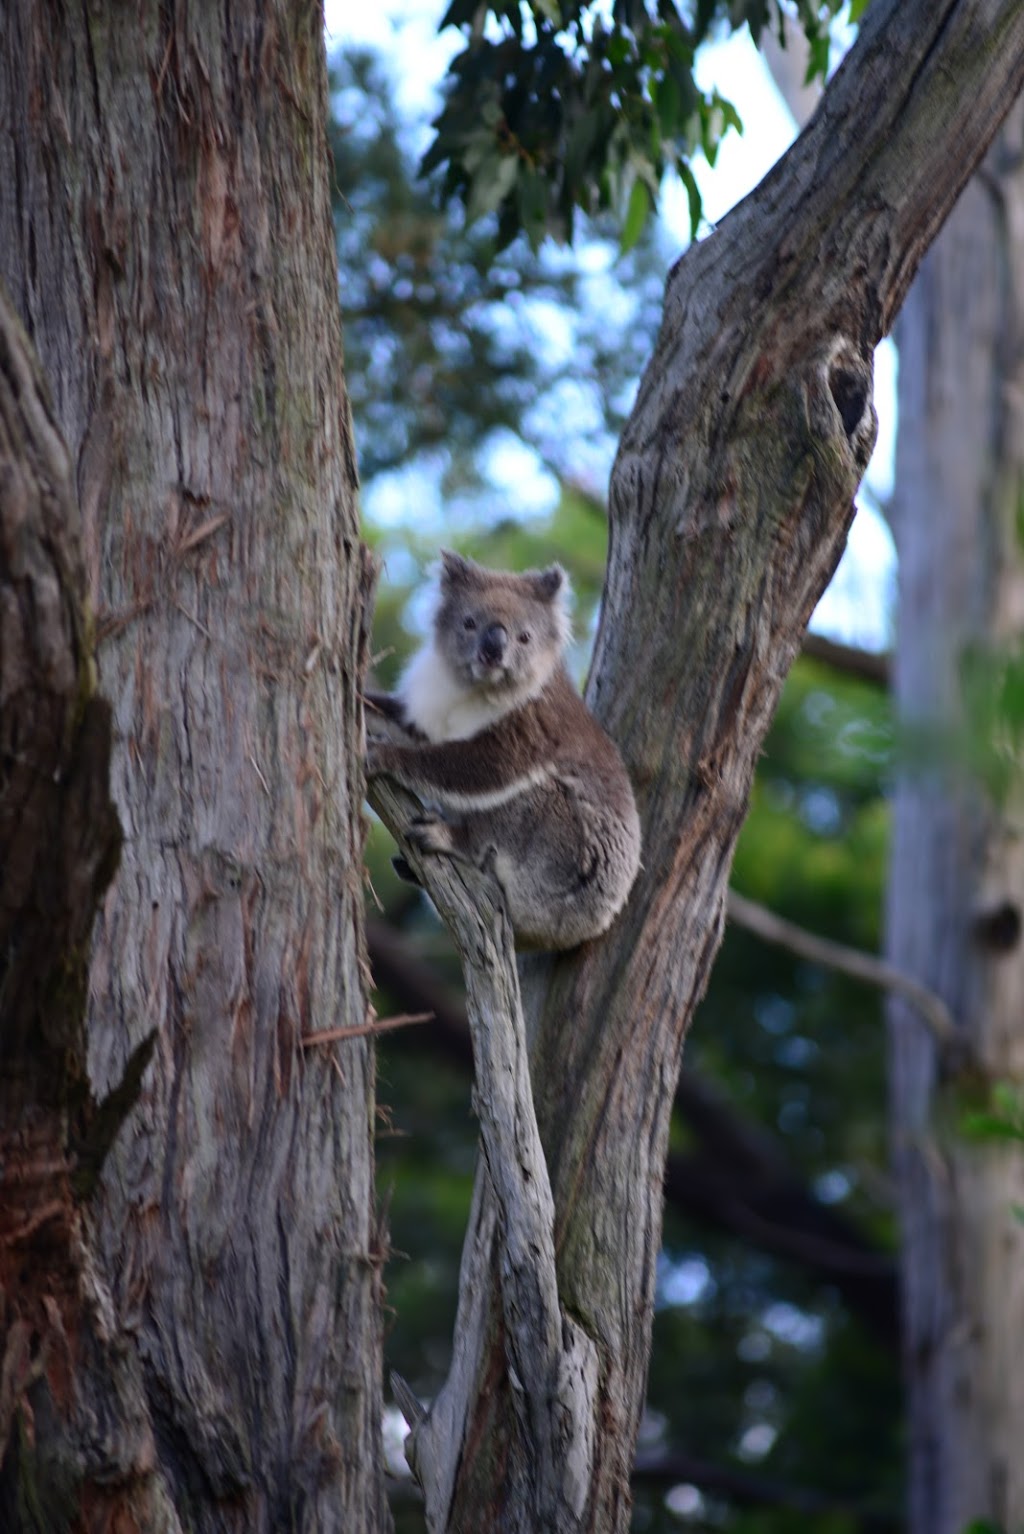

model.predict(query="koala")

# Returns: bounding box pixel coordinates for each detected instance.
[364,550,641,951]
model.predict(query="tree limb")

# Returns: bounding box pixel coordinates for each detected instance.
[802,631,889,687]
[368,3,1024,1525]
[367,776,599,1531]
[728,890,957,1051]
[367,920,898,1346]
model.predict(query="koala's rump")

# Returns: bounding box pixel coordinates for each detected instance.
[459,772,639,948]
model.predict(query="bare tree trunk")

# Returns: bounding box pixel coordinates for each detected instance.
[0,6,386,1531]
[389,3,1024,1530]
[887,103,1024,1534]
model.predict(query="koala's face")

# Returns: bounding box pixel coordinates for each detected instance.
[434,551,570,695]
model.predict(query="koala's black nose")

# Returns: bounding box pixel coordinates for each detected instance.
[479,623,508,666]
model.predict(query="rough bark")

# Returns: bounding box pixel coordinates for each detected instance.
[385,3,1024,1530]
[0,6,385,1532]
[887,102,1024,1534]
[0,285,175,1533]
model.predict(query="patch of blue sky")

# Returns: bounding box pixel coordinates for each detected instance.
[656,1252,714,1309]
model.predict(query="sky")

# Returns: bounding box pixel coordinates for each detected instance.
[323,2,896,649]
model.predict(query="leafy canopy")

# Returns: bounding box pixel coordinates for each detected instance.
[426,0,863,248]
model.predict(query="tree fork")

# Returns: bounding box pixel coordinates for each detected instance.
[395,2,1024,1529]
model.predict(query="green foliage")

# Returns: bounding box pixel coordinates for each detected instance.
[330,49,670,497]
[959,638,1024,806]
[426,1,853,247]
[961,1082,1024,1146]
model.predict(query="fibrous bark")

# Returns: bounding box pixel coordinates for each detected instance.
[887,102,1024,1534]
[387,3,1024,1529]
[0,285,177,1531]
[0,6,385,1531]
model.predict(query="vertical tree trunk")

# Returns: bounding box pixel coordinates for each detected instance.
[0,6,386,1531]
[887,104,1024,1534]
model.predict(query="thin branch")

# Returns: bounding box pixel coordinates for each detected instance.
[727,889,956,1049]
[368,921,899,1346]
[300,1012,433,1048]
[367,775,599,1528]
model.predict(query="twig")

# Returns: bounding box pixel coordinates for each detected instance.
[174,601,214,641]
[727,889,956,1049]
[300,1012,433,1048]
[247,753,270,795]
[176,512,229,554]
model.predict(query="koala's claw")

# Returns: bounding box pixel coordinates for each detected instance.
[407,815,455,855]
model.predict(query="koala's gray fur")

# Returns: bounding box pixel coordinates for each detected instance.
[365,550,641,951]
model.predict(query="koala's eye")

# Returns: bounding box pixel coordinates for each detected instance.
[518,631,531,644]
[463,615,477,632]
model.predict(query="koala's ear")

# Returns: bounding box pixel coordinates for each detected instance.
[532,564,567,603]
[439,549,473,588]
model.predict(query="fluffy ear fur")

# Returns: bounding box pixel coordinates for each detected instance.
[439,549,474,587]
[531,564,566,603]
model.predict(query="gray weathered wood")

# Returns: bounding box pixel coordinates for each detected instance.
[370,779,599,1531]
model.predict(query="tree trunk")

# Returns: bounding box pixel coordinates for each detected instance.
[887,102,1024,1534]
[387,2,1024,1529]
[0,6,386,1531]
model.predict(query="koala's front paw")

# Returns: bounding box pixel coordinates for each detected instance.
[364,740,389,777]
[406,814,455,856]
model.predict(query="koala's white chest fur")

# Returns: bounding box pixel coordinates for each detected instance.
[399,642,510,742]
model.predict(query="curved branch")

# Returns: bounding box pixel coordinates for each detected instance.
[728,890,957,1051]
[367,921,898,1346]
[367,776,599,1530]
[802,632,889,687]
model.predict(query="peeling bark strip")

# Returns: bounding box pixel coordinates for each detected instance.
[381,3,1024,1531]
[0,6,385,1532]
[0,286,171,1530]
